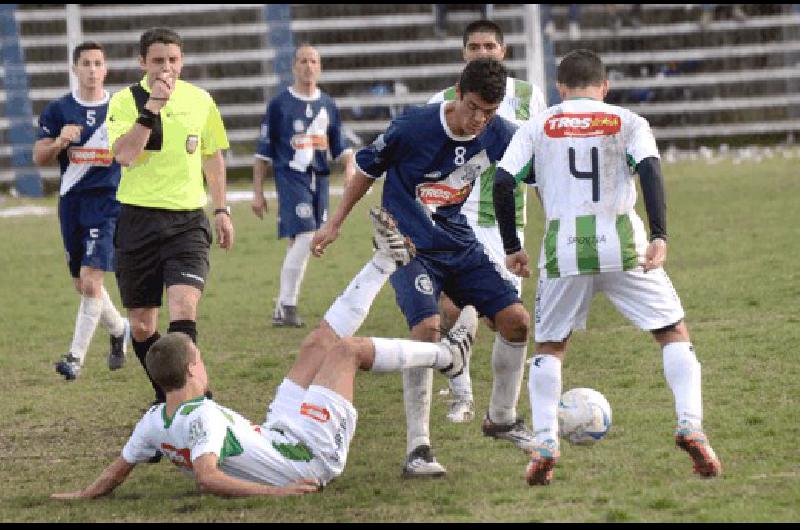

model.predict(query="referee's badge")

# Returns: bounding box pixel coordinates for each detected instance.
[185,134,199,154]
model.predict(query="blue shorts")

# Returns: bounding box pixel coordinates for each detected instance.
[58,188,120,278]
[389,242,521,329]
[275,168,329,239]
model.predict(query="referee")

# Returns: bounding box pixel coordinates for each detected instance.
[108,28,234,404]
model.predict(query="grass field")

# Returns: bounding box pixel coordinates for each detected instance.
[1,157,799,522]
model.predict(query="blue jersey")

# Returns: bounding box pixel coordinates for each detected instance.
[37,91,121,196]
[356,103,517,252]
[255,87,348,176]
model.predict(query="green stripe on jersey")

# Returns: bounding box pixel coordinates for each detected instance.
[218,427,243,464]
[576,215,600,274]
[545,219,560,278]
[616,214,638,270]
[514,79,533,121]
[272,440,314,462]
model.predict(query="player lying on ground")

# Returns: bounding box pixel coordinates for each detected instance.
[51,212,478,499]
[493,49,722,486]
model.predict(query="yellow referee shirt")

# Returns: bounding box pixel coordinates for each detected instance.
[108,76,229,210]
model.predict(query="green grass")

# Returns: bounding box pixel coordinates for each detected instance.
[1,157,799,522]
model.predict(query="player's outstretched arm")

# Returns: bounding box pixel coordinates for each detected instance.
[51,456,136,500]
[311,170,374,257]
[192,454,320,497]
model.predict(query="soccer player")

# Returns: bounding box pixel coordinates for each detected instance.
[312,58,533,478]
[33,41,129,380]
[50,283,477,497]
[493,49,722,486]
[252,44,355,328]
[108,28,234,405]
[428,19,546,425]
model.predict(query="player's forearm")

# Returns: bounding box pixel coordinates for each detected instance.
[112,125,153,167]
[253,158,269,196]
[637,156,667,241]
[493,167,522,254]
[328,171,373,229]
[32,138,66,166]
[196,470,293,498]
[80,457,135,498]
[203,151,227,210]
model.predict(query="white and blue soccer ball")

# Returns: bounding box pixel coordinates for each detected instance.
[558,387,612,445]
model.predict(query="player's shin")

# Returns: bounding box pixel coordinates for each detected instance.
[369,338,445,372]
[529,354,562,445]
[662,342,703,427]
[278,232,313,307]
[69,295,103,364]
[98,286,126,337]
[132,332,165,403]
[324,260,392,337]
[489,335,527,424]
[403,367,433,453]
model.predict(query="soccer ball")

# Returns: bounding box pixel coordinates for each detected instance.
[558,387,612,445]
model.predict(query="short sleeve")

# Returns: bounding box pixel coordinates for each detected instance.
[107,90,137,149]
[625,112,660,165]
[121,415,159,464]
[498,121,536,184]
[255,99,279,161]
[354,116,407,179]
[37,101,61,140]
[201,97,229,155]
[187,407,228,464]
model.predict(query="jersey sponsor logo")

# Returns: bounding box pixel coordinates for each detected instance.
[567,235,607,246]
[414,273,433,295]
[423,171,441,180]
[544,113,621,138]
[291,133,329,151]
[67,147,113,166]
[296,202,313,219]
[416,182,472,207]
[300,402,331,423]
[180,272,205,284]
[160,443,193,469]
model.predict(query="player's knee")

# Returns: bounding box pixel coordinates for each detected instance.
[496,305,530,343]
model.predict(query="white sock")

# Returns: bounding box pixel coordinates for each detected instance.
[324,260,391,338]
[448,361,473,401]
[403,367,432,454]
[98,286,125,338]
[370,338,448,372]
[278,232,313,306]
[69,296,102,364]
[488,335,528,425]
[529,354,562,445]
[662,342,703,428]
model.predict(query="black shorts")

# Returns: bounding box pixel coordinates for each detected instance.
[114,204,211,308]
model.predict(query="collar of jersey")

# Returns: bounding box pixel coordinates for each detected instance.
[288,86,321,101]
[71,89,109,107]
[439,102,476,142]
[161,395,205,429]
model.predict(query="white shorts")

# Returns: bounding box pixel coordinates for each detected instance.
[534,268,685,343]
[263,384,358,485]
[470,222,524,297]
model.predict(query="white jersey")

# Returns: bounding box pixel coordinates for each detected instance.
[498,98,660,278]
[122,397,325,487]
[429,76,546,228]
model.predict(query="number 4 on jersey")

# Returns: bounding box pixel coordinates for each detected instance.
[569,146,599,202]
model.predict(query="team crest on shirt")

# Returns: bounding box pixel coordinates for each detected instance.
[296,202,313,219]
[414,274,433,295]
[185,134,199,154]
[188,417,209,447]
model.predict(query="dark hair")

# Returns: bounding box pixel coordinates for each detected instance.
[463,20,504,47]
[458,58,507,104]
[72,41,104,64]
[139,28,183,58]
[145,332,195,392]
[557,49,607,88]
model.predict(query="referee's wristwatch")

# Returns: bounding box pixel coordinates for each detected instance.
[214,206,231,216]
